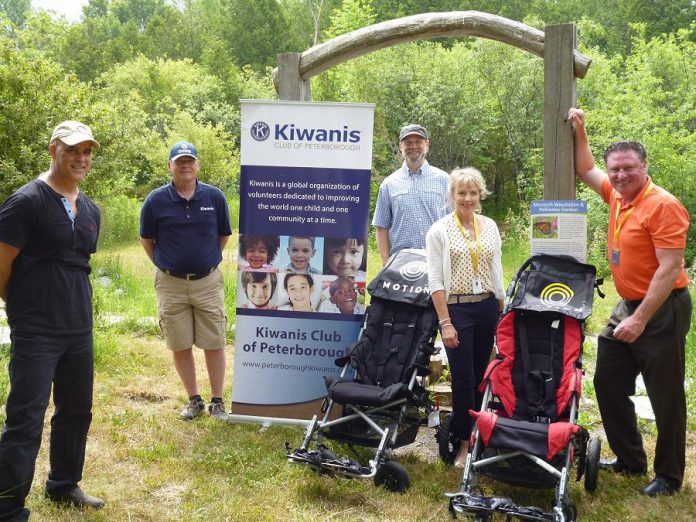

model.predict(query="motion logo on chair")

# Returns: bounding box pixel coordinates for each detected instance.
[367,249,431,307]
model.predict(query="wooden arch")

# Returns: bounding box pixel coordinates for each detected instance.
[273,11,592,199]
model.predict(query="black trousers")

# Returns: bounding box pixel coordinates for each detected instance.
[594,289,691,487]
[446,295,498,439]
[0,332,94,521]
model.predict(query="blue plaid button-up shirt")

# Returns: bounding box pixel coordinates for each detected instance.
[372,161,450,253]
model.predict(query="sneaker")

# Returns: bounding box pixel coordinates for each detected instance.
[180,398,205,420]
[208,401,228,421]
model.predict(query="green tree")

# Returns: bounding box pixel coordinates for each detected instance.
[0,0,30,28]
[313,37,546,214]
[324,0,376,39]
[576,26,696,263]
[0,35,90,201]
[213,0,302,70]
[370,0,460,21]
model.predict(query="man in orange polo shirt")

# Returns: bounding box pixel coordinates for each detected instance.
[569,108,691,497]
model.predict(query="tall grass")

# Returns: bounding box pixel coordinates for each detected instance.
[2,199,696,520]
[98,194,240,250]
[98,195,142,249]
[92,254,157,318]
[686,297,696,429]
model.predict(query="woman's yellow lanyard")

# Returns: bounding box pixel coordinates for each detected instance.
[611,181,653,265]
[454,213,484,294]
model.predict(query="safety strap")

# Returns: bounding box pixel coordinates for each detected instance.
[544,324,557,419]
[353,338,373,385]
[394,311,419,382]
[375,309,395,385]
[517,318,537,418]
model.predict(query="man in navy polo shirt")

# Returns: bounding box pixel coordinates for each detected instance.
[140,141,232,420]
[0,121,105,520]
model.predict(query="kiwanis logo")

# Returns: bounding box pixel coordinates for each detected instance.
[250,121,270,142]
[540,282,574,306]
[399,261,428,282]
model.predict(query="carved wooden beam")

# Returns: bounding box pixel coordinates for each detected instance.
[273,11,591,92]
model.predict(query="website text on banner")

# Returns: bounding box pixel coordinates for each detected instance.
[234,100,375,419]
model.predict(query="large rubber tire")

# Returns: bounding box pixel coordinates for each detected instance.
[374,461,410,493]
[584,436,601,493]
[438,413,461,465]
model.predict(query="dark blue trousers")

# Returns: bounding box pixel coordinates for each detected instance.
[446,295,498,439]
[0,332,94,521]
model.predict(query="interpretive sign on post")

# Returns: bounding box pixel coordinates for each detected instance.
[530,200,587,263]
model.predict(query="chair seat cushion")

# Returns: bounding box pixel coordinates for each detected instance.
[325,376,409,407]
[470,410,580,460]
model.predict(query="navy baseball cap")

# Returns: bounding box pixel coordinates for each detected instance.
[399,124,428,141]
[169,141,198,161]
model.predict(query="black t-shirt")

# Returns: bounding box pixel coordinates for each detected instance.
[0,179,100,335]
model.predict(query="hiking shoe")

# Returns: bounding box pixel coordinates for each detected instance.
[180,398,205,420]
[208,401,228,421]
[46,487,105,509]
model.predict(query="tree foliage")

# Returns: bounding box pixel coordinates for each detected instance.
[0,0,694,264]
[0,0,30,28]
[0,35,90,201]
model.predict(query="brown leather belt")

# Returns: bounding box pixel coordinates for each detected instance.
[447,292,493,304]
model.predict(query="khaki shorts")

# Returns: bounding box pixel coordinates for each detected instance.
[154,268,227,351]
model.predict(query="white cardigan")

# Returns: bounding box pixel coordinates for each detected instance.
[425,213,505,300]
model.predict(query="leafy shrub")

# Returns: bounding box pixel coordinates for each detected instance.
[98,195,142,249]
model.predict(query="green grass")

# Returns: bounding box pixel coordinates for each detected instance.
[1,239,695,520]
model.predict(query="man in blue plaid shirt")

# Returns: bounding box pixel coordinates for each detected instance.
[372,124,450,265]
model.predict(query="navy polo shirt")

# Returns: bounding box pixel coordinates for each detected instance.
[140,180,232,274]
[0,179,100,335]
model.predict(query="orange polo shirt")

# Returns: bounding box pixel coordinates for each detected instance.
[601,176,689,300]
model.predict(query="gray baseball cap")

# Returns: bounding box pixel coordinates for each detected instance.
[399,124,428,141]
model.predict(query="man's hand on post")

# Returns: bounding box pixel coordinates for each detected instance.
[567,107,586,131]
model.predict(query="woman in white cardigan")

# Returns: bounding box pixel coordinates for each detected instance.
[426,167,504,467]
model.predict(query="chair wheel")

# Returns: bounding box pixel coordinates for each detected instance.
[584,436,601,492]
[437,412,461,465]
[374,461,410,492]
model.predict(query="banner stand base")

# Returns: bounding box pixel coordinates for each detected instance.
[224,413,312,429]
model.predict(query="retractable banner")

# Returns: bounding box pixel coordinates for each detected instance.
[233,100,374,418]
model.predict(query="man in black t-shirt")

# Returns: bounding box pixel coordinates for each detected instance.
[0,121,105,520]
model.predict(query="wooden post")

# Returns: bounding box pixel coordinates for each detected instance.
[277,53,311,101]
[543,24,577,199]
